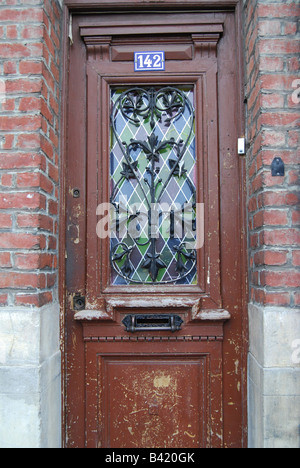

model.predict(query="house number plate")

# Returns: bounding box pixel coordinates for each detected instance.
[134,51,165,72]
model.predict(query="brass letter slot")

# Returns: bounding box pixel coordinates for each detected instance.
[122,314,183,333]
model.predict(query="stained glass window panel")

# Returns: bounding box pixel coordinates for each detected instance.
[110,86,197,285]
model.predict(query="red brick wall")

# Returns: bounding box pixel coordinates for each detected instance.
[0,0,61,308]
[245,0,300,308]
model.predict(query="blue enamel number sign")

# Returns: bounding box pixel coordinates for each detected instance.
[134,52,165,72]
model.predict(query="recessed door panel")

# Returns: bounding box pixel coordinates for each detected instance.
[84,336,224,449]
[103,357,205,448]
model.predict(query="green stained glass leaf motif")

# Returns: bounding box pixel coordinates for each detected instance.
[110,86,198,285]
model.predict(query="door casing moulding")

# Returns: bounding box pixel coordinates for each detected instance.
[63,0,240,9]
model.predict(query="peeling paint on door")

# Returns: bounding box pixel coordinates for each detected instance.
[102,359,205,448]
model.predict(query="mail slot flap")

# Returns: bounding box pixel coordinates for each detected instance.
[122,314,183,333]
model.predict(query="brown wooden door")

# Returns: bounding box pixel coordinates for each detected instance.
[64,9,247,449]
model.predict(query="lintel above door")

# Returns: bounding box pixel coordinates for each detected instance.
[79,14,224,40]
[79,13,224,61]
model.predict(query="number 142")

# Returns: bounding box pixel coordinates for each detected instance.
[134,52,165,72]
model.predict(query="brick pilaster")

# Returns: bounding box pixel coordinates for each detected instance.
[0,0,61,307]
[245,0,300,308]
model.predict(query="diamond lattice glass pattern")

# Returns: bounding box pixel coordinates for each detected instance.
[110,86,197,285]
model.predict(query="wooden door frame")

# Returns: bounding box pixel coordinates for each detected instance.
[60,0,248,448]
